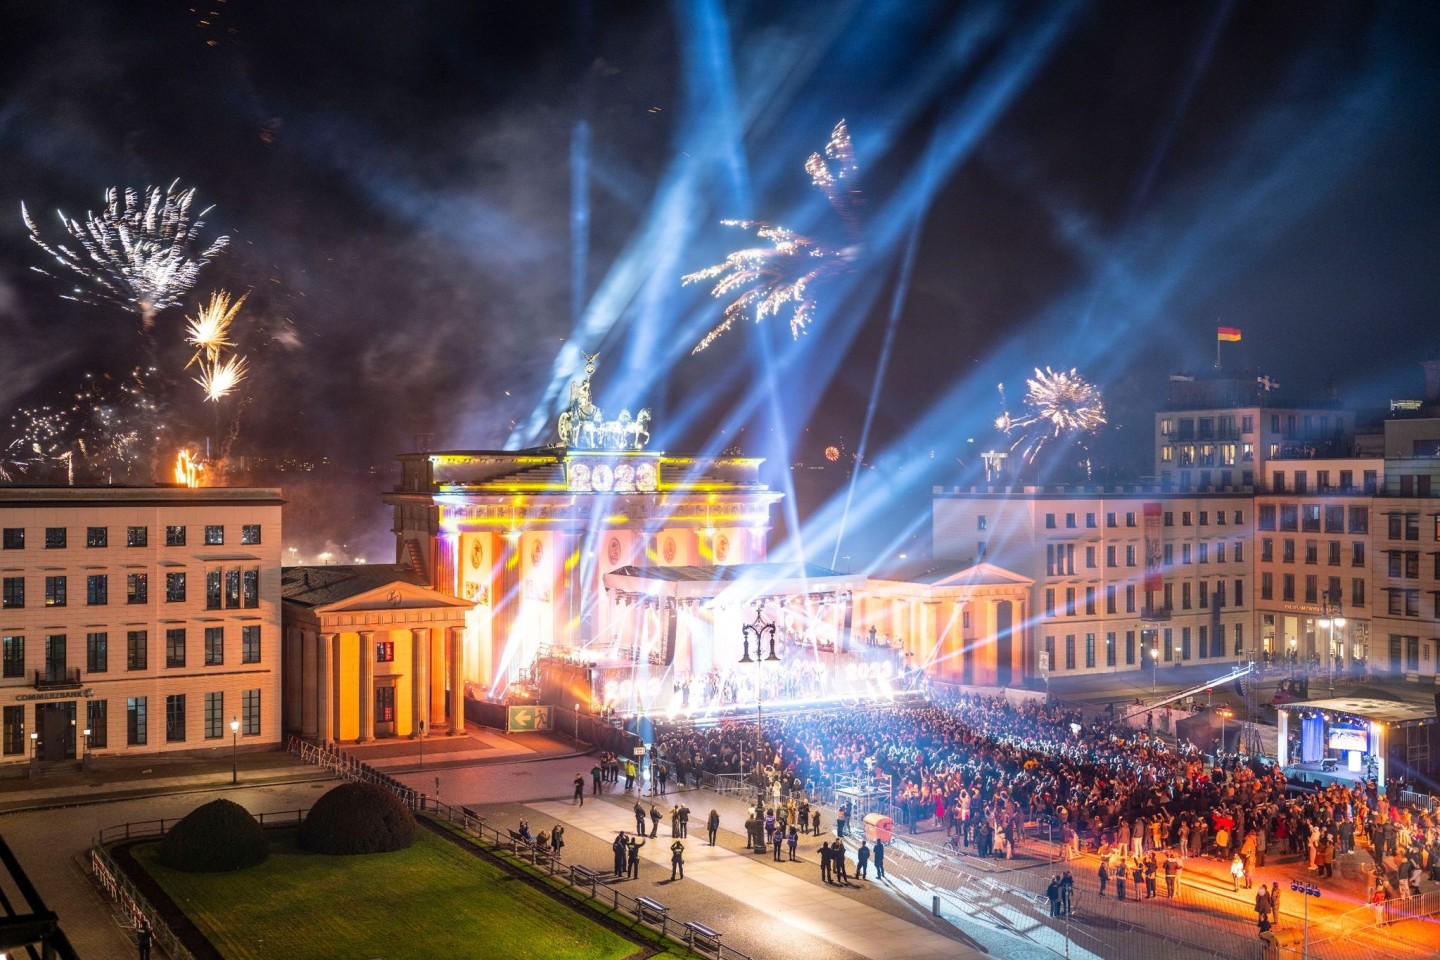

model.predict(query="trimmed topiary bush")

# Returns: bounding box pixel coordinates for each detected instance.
[299,781,417,855]
[158,798,270,873]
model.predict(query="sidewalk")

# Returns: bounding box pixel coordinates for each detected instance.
[0,724,586,814]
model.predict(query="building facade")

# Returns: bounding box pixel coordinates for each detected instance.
[0,487,284,769]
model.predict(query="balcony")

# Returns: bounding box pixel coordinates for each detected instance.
[33,667,82,691]
[1140,606,1172,622]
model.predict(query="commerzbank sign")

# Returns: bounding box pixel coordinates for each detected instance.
[13,689,93,702]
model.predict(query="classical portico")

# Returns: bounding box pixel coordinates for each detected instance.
[282,566,473,743]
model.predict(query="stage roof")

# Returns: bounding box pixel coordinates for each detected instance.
[603,562,865,601]
[1275,697,1437,725]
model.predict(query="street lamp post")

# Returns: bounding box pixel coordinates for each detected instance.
[29,731,37,773]
[1150,638,1160,694]
[1216,706,1233,760]
[418,720,425,769]
[740,609,779,852]
[1318,589,1345,693]
[82,726,91,771]
[230,716,239,785]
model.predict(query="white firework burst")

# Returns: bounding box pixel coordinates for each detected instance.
[997,367,1107,463]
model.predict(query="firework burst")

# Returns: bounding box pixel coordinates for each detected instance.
[996,367,1107,464]
[193,354,249,402]
[184,290,246,367]
[685,120,862,353]
[22,181,229,330]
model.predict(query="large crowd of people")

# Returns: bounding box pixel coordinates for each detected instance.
[654,692,1440,908]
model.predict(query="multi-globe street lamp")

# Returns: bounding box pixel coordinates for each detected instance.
[1318,589,1346,693]
[739,609,779,851]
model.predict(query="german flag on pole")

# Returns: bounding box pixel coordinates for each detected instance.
[1217,326,1242,342]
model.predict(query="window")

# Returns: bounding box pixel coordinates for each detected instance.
[165,694,186,742]
[976,515,987,530]
[1283,540,1295,563]
[1304,575,1317,604]
[1182,582,1192,610]
[128,526,149,547]
[1352,578,1365,607]
[46,633,67,683]
[165,572,186,602]
[1085,586,1096,615]
[2,577,23,609]
[1126,512,1137,527]
[1085,513,1097,529]
[1261,539,1273,562]
[1164,544,1174,566]
[2,706,22,756]
[1305,541,1318,565]
[1199,511,1209,526]
[86,526,107,548]
[1164,512,1174,527]
[375,686,395,723]
[1065,634,1076,670]
[1234,579,1244,605]
[205,692,224,739]
[44,527,66,549]
[1045,589,1055,618]
[1302,505,1321,533]
[1217,542,1227,563]
[1125,631,1135,665]
[1126,545,1136,567]
[1388,551,1402,578]
[1084,633,1095,669]
[1280,505,1298,532]
[1200,582,1210,608]
[1065,588,1076,617]
[1181,627,1192,660]
[44,575,66,607]
[1352,542,1365,566]
[1324,505,1344,533]
[241,524,261,545]
[127,697,147,746]
[206,570,222,609]
[225,569,240,608]
[86,574,107,605]
[1258,505,1276,531]
[127,573,148,604]
[1106,545,1116,567]
[1105,632,1116,667]
[1282,573,1294,601]
[1045,514,1056,529]
[1199,543,1209,564]
[166,628,186,668]
[87,700,107,749]
[1125,584,1136,613]
[1261,572,1273,600]
[165,525,185,547]
[1406,513,1420,541]
[1234,623,1245,655]
[2,528,23,550]
[1182,512,1192,526]
[2,636,23,678]
[205,525,225,545]
[242,625,261,664]
[1328,541,1341,566]
[1106,585,1117,614]
[243,689,261,735]
[205,626,224,665]
[243,569,259,607]
[1234,542,1244,563]
[1406,589,1419,618]
[1163,583,1173,611]
[1389,513,1402,540]
[127,631,148,670]
[1106,512,1116,528]
[1065,513,1076,529]
[86,631,108,672]
[1181,544,1191,565]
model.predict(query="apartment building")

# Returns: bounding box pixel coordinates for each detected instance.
[932,486,1253,679]
[0,487,284,769]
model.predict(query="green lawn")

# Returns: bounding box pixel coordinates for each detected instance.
[133,829,642,960]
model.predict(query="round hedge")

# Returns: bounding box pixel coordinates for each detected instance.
[299,781,417,855]
[158,798,270,873]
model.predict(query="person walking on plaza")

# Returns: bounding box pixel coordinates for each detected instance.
[772,825,784,861]
[624,758,636,791]
[818,841,834,883]
[707,808,720,846]
[812,809,822,835]
[787,824,799,861]
[1061,871,1074,916]
[591,762,603,794]
[833,839,850,884]
[1046,875,1062,917]
[1098,859,1110,898]
[856,839,870,878]
[1130,858,1144,900]
[670,806,681,838]
[1115,859,1128,901]
[137,920,152,960]
[670,839,685,880]
[1270,882,1282,926]
[574,773,585,806]
[873,837,886,879]
[649,803,661,838]
[679,803,690,838]
[1254,884,1273,925]
[634,801,646,835]
[1230,853,1245,892]
[1143,852,1158,899]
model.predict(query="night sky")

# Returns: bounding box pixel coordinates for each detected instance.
[1,2,1437,562]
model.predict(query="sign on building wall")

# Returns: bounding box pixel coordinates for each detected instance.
[507,705,552,732]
